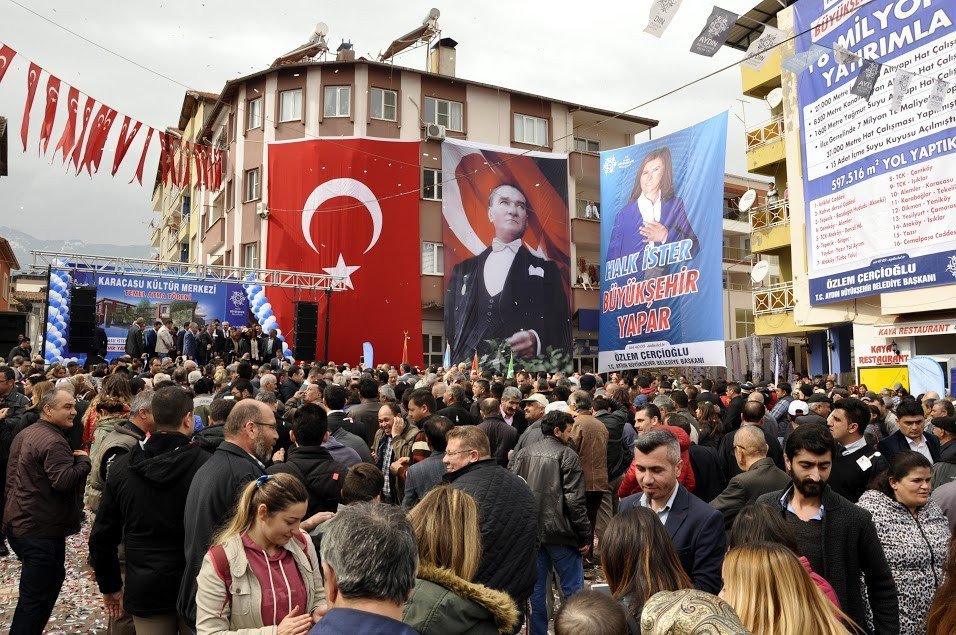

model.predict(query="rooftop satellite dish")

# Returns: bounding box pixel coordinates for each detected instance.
[751,260,771,283]
[738,189,757,212]
[766,87,783,108]
[315,22,329,37]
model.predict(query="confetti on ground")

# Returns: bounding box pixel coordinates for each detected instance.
[1,520,108,634]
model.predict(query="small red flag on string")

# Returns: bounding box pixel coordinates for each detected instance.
[130,127,155,185]
[79,105,116,175]
[71,98,95,172]
[21,62,42,151]
[111,116,142,176]
[38,75,61,155]
[0,44,17,86]
[53,86,80,163]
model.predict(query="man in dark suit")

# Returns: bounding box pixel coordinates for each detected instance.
[877,398,941,464]
[346,377,382,445]
[718,401,784,480]
[619,428,725,594]
[444,183,571,366]
[176,322,189,357]
[720,382,745,434]
[827,397,887,502]
[93,326,109,359]
[710,425,790,529]
[182,323,199,360]
[124,319,146,359]
[259,328,283,365]
[144,321,158,359]
[436,384,476,426]
[197,324,215,366]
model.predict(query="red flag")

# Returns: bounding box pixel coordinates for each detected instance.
[471,351,478,375]
[38,75,61,154]
[53,87,80,163]
[402,332,410,366]
[0,44,17,86]
[79,105,116,174]
[111,116,142,176]
[178,141,190,185]
[158,133,172,185]
[212,148,223,189]
[21,63,42,151]
[70,97,95,172]
[130,127,154,185]
[266,138,423,365]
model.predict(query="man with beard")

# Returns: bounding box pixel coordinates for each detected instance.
[756,424,898,634]
[177,399,278,628]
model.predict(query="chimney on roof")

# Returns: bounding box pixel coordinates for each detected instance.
[336,40,355,62]
[428,37,457,77]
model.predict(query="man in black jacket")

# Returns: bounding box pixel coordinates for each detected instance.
[124,319,146,359]
[346,377,383,445]
[323,385,373,463]
[710,426,790,529]
[268,404,346,516]
[436,384,476,427]
[279,366,305,402]
[877,398,941,465]
[720,382,745,434]
[510,411,590,635]
[477,398,518,467]
[443,426,537,617]
[89,386,208,633]
[827,397,887,502]
[717,401,784,480]
[177,399,278,627]
[756,424,898,634]
[0,365,37,557]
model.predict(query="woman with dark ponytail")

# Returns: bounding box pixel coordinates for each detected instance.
[195,472,324,635]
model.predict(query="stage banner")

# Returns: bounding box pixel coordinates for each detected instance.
[793,0,956,305]
[267,137,422,365]
[441,138,572,373]
[54,270,249,361]
[598,112,727,373]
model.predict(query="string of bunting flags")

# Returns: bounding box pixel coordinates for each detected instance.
[642,0,950,112]
[0,40,222,189]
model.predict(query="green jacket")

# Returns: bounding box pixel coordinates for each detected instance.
[403,563,518,635]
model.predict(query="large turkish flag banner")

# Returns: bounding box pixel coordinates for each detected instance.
[267,138,422,366]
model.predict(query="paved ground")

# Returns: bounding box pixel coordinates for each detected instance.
[1,522,108,634]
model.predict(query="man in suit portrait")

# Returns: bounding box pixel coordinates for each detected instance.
[444,182,571,365]
[877,398,941,465]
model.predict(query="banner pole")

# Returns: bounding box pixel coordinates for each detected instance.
[41,263,52,366]
[323,288,332,363]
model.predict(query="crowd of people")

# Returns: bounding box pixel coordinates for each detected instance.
[1,336,955,634]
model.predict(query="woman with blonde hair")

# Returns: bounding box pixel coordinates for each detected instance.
[403,485,517,634]
[195,473,323,635]
[720,542,853,635]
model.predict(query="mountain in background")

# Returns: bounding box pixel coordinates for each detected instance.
[0,226,153,272]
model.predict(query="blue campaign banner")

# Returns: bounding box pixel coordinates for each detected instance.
[598,112,727,372]
[793,0,956,305]
[52,270,249,361]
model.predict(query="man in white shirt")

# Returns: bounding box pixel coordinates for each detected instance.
[444,183,571,367]
[155,319,174,358]
[877,399,941,465]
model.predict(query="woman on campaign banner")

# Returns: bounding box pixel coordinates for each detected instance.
[605,147,699,266]
[598,113,727,374]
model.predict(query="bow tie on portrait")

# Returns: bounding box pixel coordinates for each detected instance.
[492,238,521,253]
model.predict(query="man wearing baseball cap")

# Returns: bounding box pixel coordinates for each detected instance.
[930,416,956,488]
[510,394,549,457]
[781,399,809,442]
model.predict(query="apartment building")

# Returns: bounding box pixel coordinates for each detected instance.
[727,1,956,387]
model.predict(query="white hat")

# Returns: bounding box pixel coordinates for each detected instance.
[521,393,549,407]
[788,399,809,416]
[545,401,570,414]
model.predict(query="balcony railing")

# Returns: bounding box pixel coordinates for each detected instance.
[722,246,750,262]
[750,199,790,230]
[746,116,785,151]
[574,200,601,220]
[753,281,795,315]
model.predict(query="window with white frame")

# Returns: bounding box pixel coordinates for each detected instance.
[243,243,259,269]
[421,242,443,275]
[423,96,463,131]
[371,87,397,121]
[736,308,755,338]
[573,137,600,153]
[279,89,302,122]
[244,168,260,202]
[514,114,548,145]
[422,168,442,201]
[246,97,262,130]
[323,86,351,118]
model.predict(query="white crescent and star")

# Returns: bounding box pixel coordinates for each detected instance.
[300,177,385,290]
[0,56,9,72]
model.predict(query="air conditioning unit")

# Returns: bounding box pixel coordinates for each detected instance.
[425,123,446,140]
[256,202,269,220]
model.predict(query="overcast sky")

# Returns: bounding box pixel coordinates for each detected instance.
[0,0,774,244]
